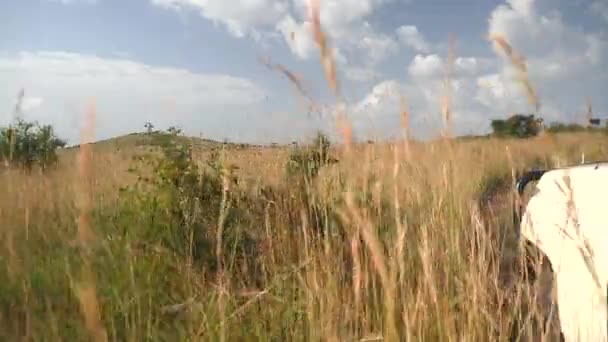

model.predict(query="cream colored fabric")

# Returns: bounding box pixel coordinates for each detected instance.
[520,162,608,341]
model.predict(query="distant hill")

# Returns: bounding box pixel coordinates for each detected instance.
[62,132,275,151]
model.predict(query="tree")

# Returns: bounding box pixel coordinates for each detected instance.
[491,114,541,138]
[144,121,154,134]
[0,118,67,170]
[285,132,336,180]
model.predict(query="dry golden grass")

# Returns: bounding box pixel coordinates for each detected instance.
[1,129,607,341]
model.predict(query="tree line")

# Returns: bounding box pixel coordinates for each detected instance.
[490,113,607,138]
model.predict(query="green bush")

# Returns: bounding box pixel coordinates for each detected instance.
[282,132,342,236]
[285,132,336,180]
[119,127,256,272]
[0,118,66,170]
[491,114,541,138]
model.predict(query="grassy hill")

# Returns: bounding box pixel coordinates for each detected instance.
[1,130,607,340]
[64,131,254,151]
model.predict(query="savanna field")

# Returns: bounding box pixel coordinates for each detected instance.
[2,1,608,340]
[1,128,607,341]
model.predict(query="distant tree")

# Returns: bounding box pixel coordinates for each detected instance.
[546,122,586,133]
[544,119,608,134]
[144,121,154,134]
[491,114,541,138]
[166,126,180,134]
[589,118,601,126]
[285,132,336,180]
[0,118,67,170]
[490,119,507,136]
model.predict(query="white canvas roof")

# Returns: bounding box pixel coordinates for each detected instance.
[520,162,608,341]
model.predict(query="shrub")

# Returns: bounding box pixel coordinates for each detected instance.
[120,128,256,272]
[0,118,67,170]
[285,132,336,180]
[491,114,541,138]
[282,132,342,236]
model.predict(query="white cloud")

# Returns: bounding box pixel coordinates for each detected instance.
[591,1,608,22]
[354,80,401,112]
[455,57,478,75]
[487,0,608,123]
[345,71,521,139]
[151,0,401,84]
[476,74,508,103]
[144,0,608,140]
[20,97,44,112]
[331,20,399,83]
[355,22,399,64]
[507,0,534,17]
[252,0,608,141]
[276,15,316,59]
[291,0,389,39]
[0,51,269,144]
[340,78,458,140]
[279,2,397,60]
[343,0,608,138]
[343,66,381,82]
[407,54,487,79]
[408,54,443,78]
[343,3,608,140]
[150,0,289,38]
[152,0,388,41]
[474,72,529,113]
[396,25,430,53]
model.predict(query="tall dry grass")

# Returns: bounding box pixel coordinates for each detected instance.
[1,130,607,341]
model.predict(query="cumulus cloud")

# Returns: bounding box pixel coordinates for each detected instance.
[407,54,486,79]
[487,0,608,122]
[291,0,389,39]
[276,15,316,59]
[339,0,608,141]
[151,0,389,42]
[0,51,270,144]
[145,0,608,139]
[20,97,44,112]
[275,1,398,69]
[333,20,399,83]
[150,0,289,38]
[338,80,447,140]
[396,25,430,53]
[354,80,402,112]
[343,66,381,82]
[344,74,502,140]
[358,0,608,137]
[150,0,401,84]
[455,57,479,75]
[355,22,399,64]
[408,54,443,78]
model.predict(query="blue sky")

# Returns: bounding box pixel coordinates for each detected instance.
[1,0,607,144]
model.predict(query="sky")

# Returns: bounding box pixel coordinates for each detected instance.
[0,0,607,144]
